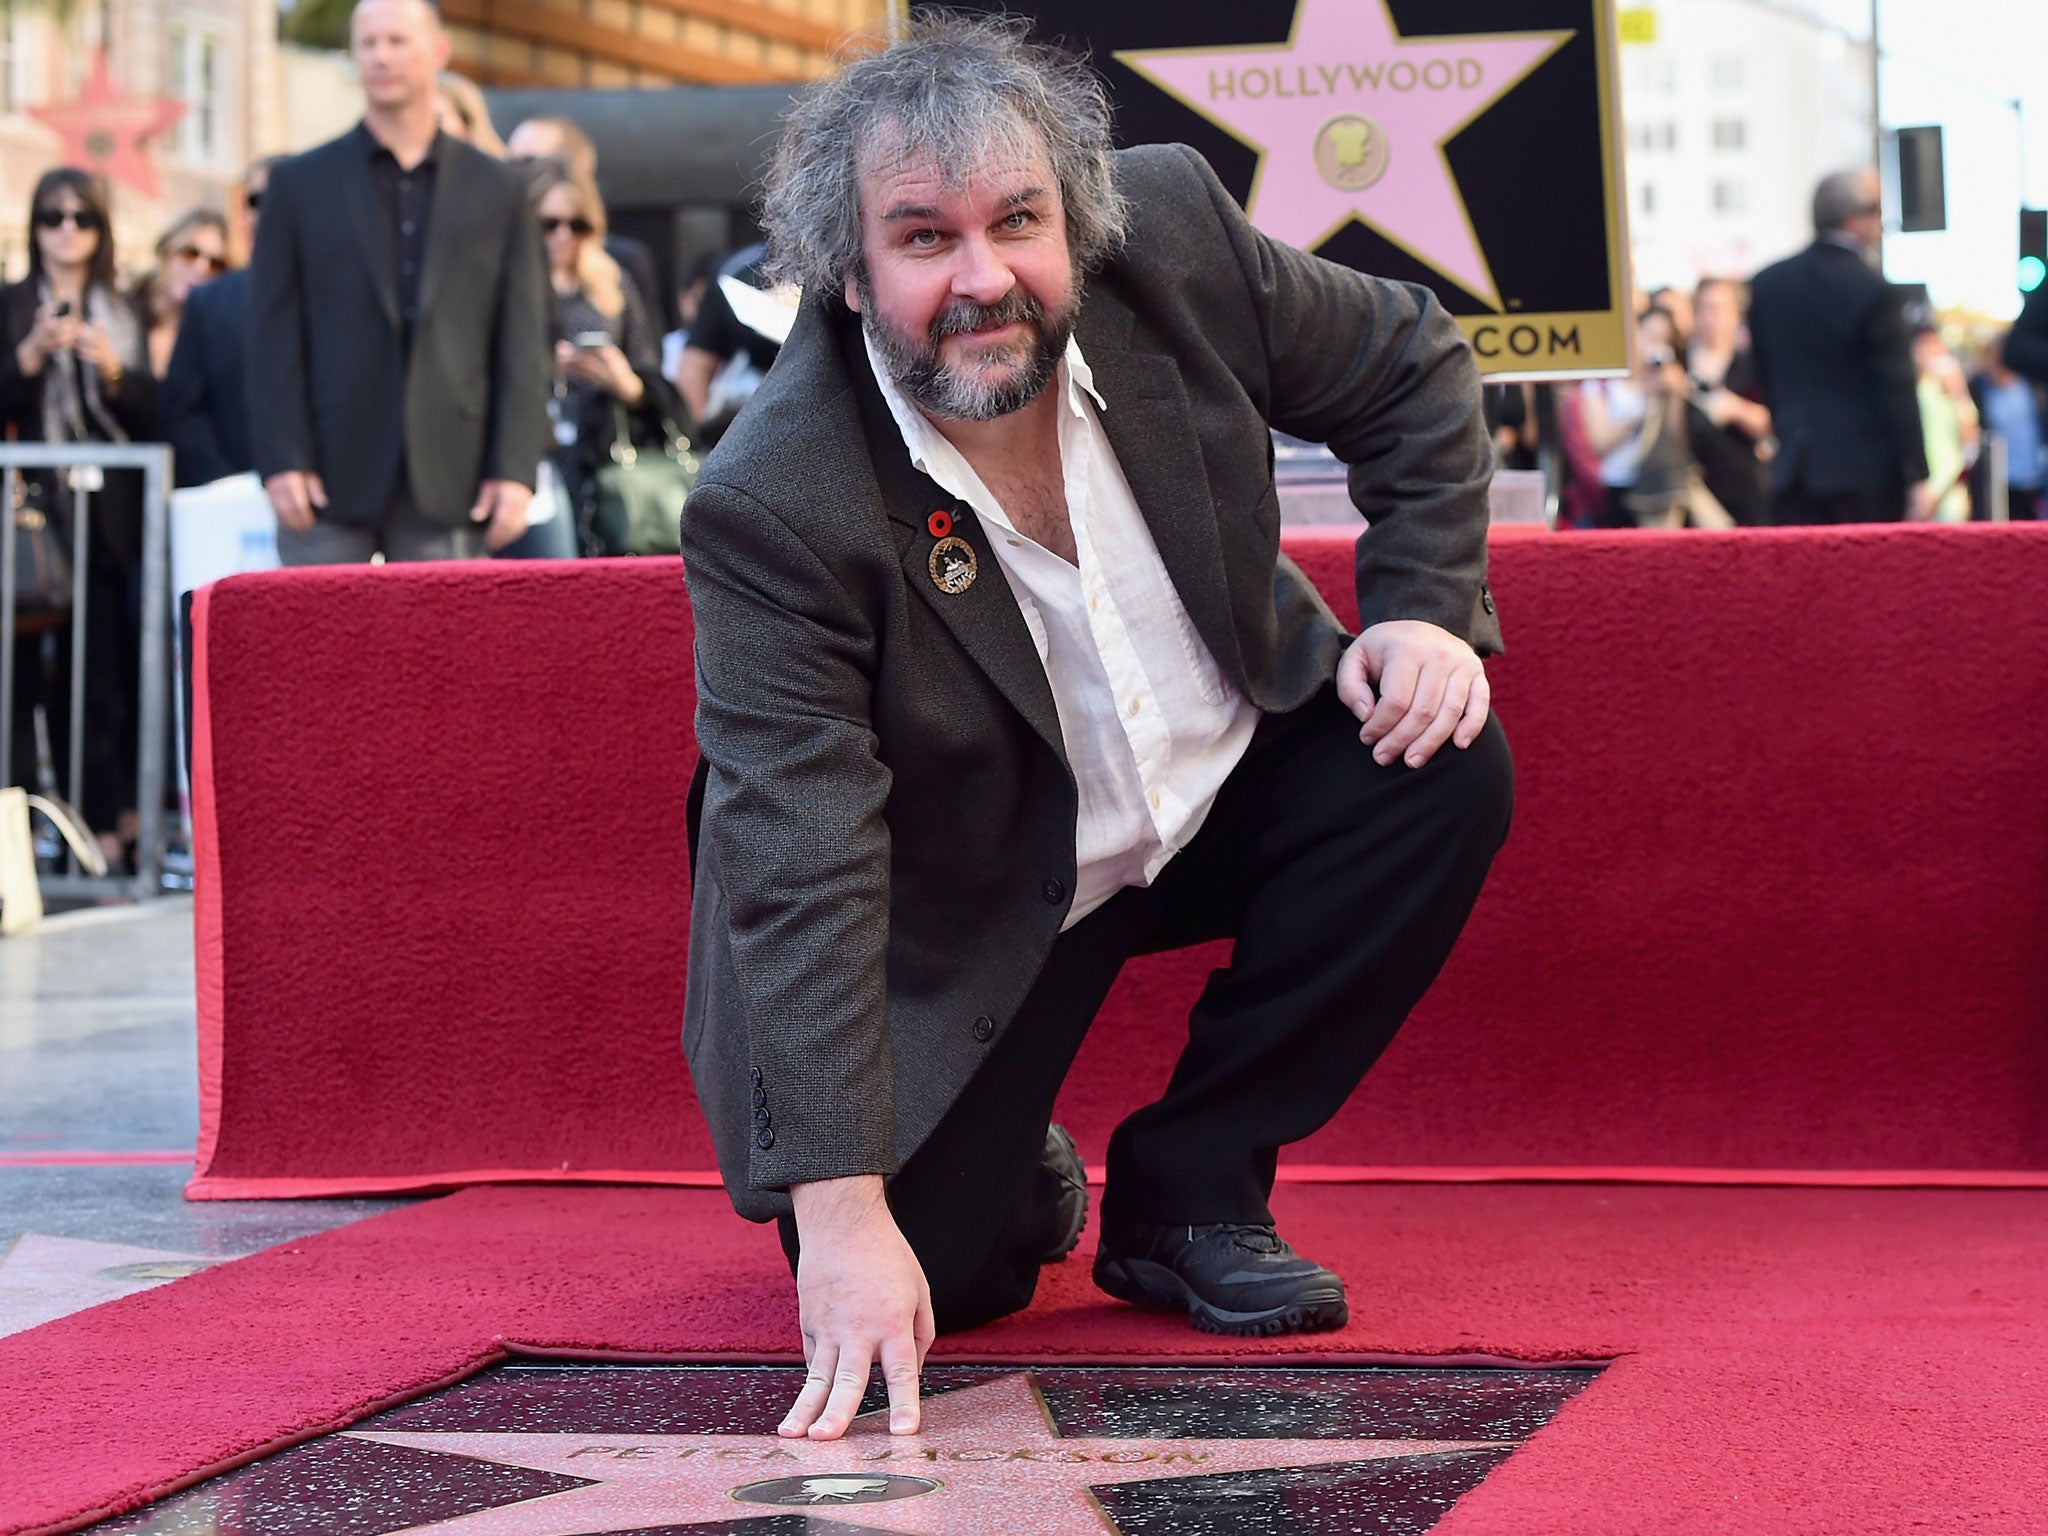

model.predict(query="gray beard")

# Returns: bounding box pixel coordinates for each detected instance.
[859,274,1075,422]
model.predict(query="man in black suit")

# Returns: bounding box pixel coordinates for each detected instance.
[248,0,550,564]
[682,18,1511,1440]
[1748,168,1933,524]
[161,157,276,487]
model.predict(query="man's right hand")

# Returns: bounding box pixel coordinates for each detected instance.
[779,1175,934,1442]
[1905,480,1938,523]
[264,471,327,533]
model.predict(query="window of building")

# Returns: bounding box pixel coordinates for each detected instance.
[3,9,49,114]
[1712,181,1748,214]
[168,26,224,166]
[1642,182,1658,216]
[1712,118,1748,151]
[1710,54,1746,91]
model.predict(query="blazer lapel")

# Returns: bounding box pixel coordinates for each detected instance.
[842,325,1067,763]
[339,139,400,331]
[1076,295,1246,682]
[415,137,465,322]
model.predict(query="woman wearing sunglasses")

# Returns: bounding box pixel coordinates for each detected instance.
[529,162,680,557]
[0,168,157,871]
[137,209,230,380]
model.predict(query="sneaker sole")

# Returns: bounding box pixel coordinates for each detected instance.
[1040,1128,1088,1264]
[1094,1255,1349,1337]
[1043,1185,1087,1262]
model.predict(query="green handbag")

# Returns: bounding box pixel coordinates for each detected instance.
[586,403,699,557]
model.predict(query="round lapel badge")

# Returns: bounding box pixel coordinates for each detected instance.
[929,534,979,595]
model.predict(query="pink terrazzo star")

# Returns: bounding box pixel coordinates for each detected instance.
[346,1371,1510,1533]
[1117,0,1572,308]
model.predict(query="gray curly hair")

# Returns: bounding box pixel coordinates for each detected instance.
[759,10,1130,296]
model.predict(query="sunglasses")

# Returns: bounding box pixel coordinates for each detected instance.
[34,207,101,232]
[540,216,593,237]
[172,244,227,274]
[244,191,263,212]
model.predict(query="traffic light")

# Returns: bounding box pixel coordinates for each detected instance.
[2023,208,2047,294]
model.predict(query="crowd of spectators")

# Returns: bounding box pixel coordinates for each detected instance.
[5,0,780,870]
[11,0,2048,878]
[1535,167,2048,530]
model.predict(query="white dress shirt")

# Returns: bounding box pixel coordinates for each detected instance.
[867,331,1262,928]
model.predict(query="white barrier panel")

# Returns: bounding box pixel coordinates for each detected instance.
[170,474,279,597]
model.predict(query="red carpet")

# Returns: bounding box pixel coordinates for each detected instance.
[187,526,2048,1197]
[7,1181,2048,1534]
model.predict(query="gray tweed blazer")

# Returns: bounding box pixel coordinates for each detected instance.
[680,143,1498,1221]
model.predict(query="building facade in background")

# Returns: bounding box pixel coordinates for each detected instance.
[0,0,891,283]
[0,0,279,277]
[442,0,888,88]
[1619,0,1874,291]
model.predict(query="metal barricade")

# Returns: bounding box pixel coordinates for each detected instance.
[0,442,173,902]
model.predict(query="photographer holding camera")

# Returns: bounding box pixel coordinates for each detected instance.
[1577,307,1733,529]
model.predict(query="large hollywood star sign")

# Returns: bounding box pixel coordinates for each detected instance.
[927,0,1632,378]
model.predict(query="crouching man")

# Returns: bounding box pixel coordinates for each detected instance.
[681,14,1512,1443]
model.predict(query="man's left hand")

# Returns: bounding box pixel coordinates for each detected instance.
[471,479,532,552]
[1337,621,1490,769]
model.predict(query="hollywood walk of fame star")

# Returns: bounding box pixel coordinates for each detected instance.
[29,51,186,201]
[345,1371,1512,1533]
[1116,0,1573,310]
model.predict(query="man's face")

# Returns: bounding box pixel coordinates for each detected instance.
[505,120,566,165]
[350,0,448,113]
[847,138,1078,423]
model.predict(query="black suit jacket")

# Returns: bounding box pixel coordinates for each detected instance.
[681,143,1499,1220]
[2005,282,2048,387]
[246,123,551,526]
[161,267,251,487]
[1748,238,1928,496]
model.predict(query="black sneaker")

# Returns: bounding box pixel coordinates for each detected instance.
[1036,1124,1088,1263]
[1093,1222,1348,1336]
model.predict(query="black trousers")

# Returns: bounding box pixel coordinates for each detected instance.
[1773,485,1907,524]
[780,688,1515,1332]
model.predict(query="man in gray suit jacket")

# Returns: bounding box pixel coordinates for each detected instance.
[248,0,549,563]
[682,16,1512,1442]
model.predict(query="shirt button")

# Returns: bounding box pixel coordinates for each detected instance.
[1088,595,1098,612]
[972,1015,995,1042]
[401,220,415,235]
[1150,791,1162,810]
[756,1128,775,1150]
[1042,878,1065,905]
[1127,698,1141,717]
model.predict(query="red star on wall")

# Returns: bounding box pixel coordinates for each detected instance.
[29,50,186,199]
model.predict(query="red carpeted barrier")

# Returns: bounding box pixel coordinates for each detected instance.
[186,525,2048,1197]
[6,1181,2048,1535]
